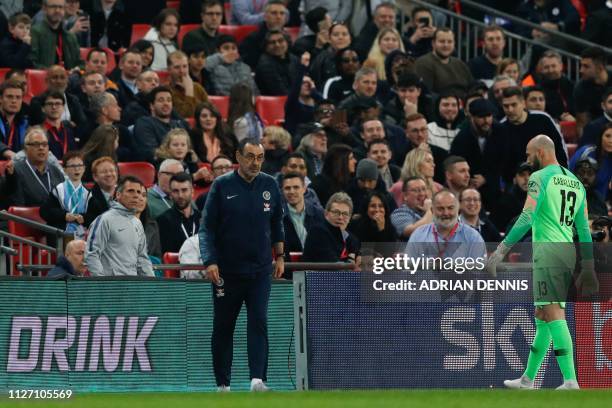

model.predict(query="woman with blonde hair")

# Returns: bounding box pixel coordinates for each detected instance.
[364,27,405,81]
[390,145,442,206]
[261,126,292,175]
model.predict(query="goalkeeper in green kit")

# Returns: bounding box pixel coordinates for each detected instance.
[487,135,598,390]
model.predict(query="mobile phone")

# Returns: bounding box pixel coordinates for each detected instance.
[418,17,430,27]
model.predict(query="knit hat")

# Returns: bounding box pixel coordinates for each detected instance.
[356,158,379,180]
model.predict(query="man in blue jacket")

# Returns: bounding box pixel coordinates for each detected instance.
[199,137,285,392]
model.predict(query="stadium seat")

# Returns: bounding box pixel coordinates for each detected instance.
[155,70,171,85]
[208,95,229,119]
[167,0,180,10]
[130,24,151,45]
[566,143,578,160]
[186,117,195,128]
[285,27,300,43]
[0,160,8,176]
[559,120,578,143]
[8,206,45,241]
[25,69,47,102]
[178,24,199,48]
[256,96,287,126]
[0,67,10,82]
[162,252,180,278]
[117,162,156,187]
[218,25,258,44]
[79,47,117,75]
[224,2,232,23]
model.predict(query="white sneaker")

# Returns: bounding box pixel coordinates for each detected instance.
[217,385,231,392]
[556,380,580,390]
[250,378,269,392]
[504,375,534,389]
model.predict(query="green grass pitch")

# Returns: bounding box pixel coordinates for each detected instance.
[1,389,611,408]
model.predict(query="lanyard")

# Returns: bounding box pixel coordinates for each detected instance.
[47,125,69,156]
[56,31,63,65]
[433,222,459,258]
[25,160,51,193]
[180,219,196,240]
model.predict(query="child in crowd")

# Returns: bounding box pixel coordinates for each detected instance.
[0,13,33,69]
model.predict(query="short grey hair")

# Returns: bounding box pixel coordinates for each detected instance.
[24,126,47,144]
[492,75,517,87]
[354,67,378,83]
[89,92,116,119]
[540,50,562,62]
[325,192,354,214]
[159,158,183,173]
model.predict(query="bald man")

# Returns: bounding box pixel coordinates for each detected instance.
[47,239,87,278]
[488,135,596,390]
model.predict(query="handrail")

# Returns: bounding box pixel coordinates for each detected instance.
[458,0,612,54]
[0,210,73,238]
[0,230,57,252]
[0,245,18,256]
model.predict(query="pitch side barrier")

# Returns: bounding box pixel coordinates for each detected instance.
[0,262,354,392]
[293,242,612,390]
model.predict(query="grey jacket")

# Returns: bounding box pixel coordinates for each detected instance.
[85,201,154,277]
[205,53,259,96]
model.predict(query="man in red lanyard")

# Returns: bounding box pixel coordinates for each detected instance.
[0,80,29,159]
[407,190,486,264]
[41,90,77,159]
[156,172,201,254]
[30,0,80,69]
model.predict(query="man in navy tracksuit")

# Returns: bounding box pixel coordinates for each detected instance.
[199,137,285,392]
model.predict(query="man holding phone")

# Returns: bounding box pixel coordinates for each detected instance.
[404,6,436,58]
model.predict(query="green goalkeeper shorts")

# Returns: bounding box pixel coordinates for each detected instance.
[533,266,571,308]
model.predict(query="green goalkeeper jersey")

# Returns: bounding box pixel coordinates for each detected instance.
[502,165,592,267]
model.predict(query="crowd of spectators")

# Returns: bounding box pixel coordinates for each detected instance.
[0,0,610,277]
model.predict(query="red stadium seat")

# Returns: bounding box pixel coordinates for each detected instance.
[8,206,45,241]
[0,67,10,82]
[566,143,578,160]
[117,162,156,187]
[167,0,180,10]
[25,69,47,102]
[178,24,199,48]
[559,120,578,143]
[162,252,180,278]
[130,24,151,46]
[155,70,171,85]
[79,47,117,75]
[289,252,303,262]
[208,95,229,119]
[186,117,195,128]
[224,2,232,23]
[256,96,287,126]
[218,25,258,44]
[285,27,300,43]
[0,160,8,176]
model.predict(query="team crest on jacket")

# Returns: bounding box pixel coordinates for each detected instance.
[263,190,271,200]
[264,202,271,212]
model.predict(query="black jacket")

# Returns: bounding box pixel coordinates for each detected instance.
[0,35,32,69]
[539,76,575,119]
[302,220,360,263]
[47,255,77,279]
[283,202,325,254]
[156,206,201,254]
[29,92,87,129]
[239,24,269,69]
[490,184,527,233]
[84,183,111,227]
[87,0,130,51]
[348,216,397,245]
[255,53,299,96]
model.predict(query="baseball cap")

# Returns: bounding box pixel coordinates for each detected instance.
[469,98,495,117]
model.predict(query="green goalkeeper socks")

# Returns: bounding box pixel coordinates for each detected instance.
[524,318,551,380]
[548,319,577,381]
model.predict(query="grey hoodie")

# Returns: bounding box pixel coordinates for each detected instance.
[85,201,154,277]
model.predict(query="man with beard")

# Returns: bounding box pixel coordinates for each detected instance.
[450,98,504,210]
[537,51,575,121]
[133,86,189,163]
[499,86,567,184]
[468,25,506,83]
[427,93,462,152]
[255,30,298,96]
[407,189,485,259]
[489,135,595,390]
[414,28,473,99]
[156,173,201,253]
[443,156,471,200]
[0,80,29,158]
[490,162,532,232]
